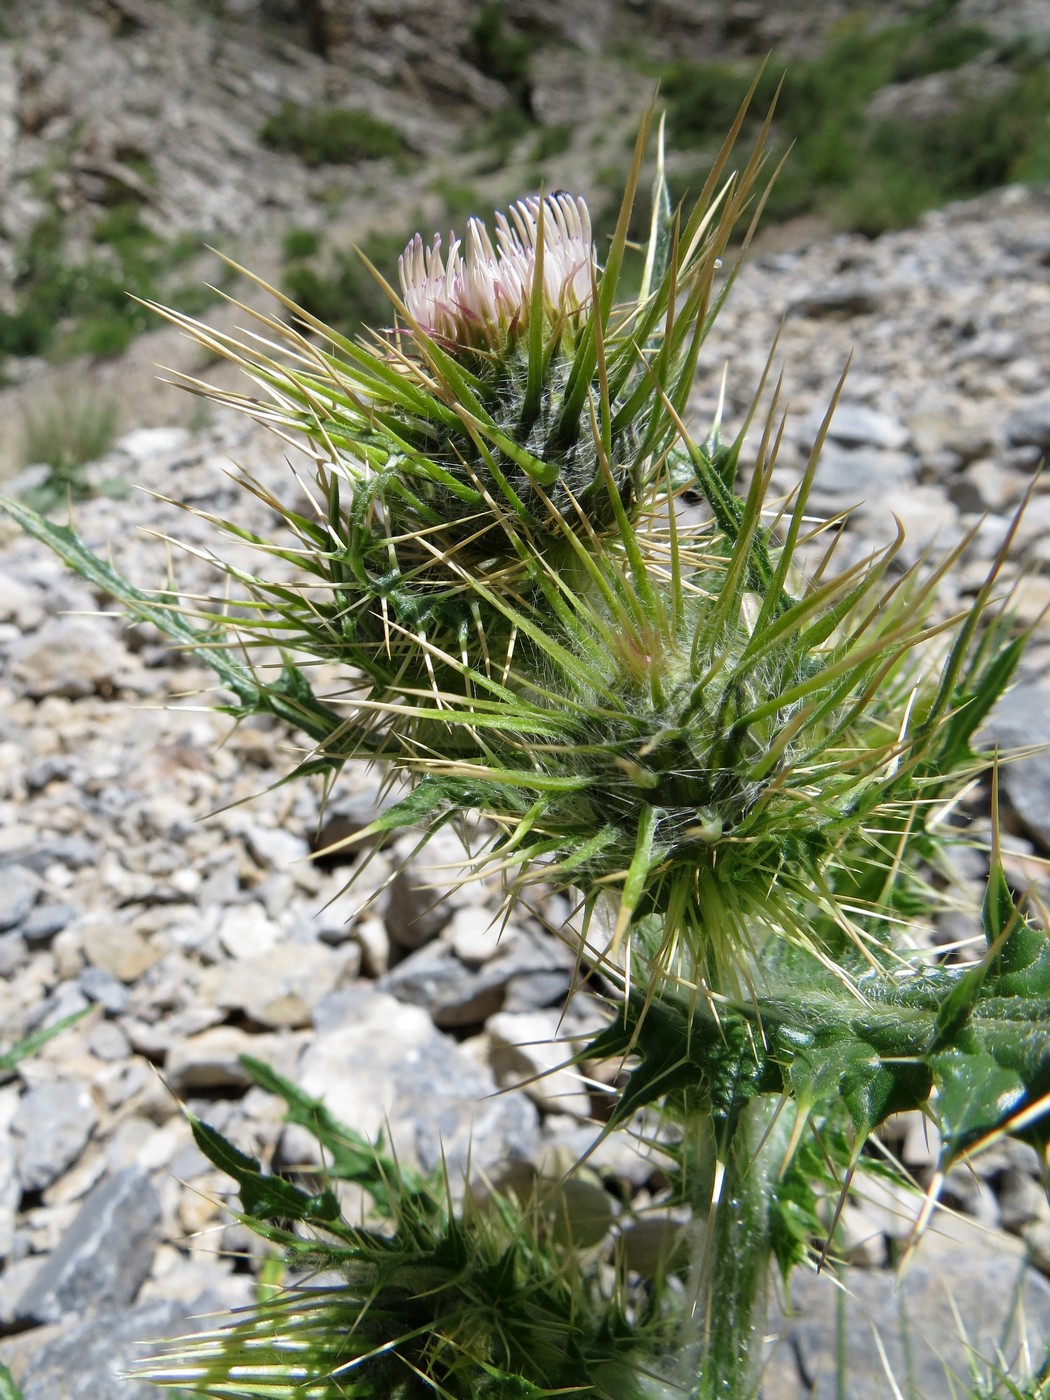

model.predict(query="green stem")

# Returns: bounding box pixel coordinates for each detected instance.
[680,1102,780,1400]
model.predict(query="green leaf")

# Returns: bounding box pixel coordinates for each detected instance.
[985,855,1050,996]
[240,1056,431,1217]
[931,1045,1027,1160]
[0,496,345,749]
[0,1363,25,1400]
[590,926,1050,1174]
[188,1113,341,1224]
[0,1008,92,1075]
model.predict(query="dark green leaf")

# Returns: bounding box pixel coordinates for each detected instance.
[188,1112,341,1224]
[985,856,1050,996]
[240,1055,432,1216]
[0,1008,92,1075]
[932,1046,1027,1159]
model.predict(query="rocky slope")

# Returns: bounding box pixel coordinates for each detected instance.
[1,2,1050,1396]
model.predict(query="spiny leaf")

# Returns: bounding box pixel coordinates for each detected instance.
[931,1045,1027,1160]
[591,932,1050,1167]
[188,1112,342,1225]
[240,1055,433,1217]
[0,496,345,748]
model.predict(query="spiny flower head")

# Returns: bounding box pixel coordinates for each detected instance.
[398,192,595,352]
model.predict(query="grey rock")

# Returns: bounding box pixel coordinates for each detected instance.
[243,822,311,870]
[1006,396,1050,450]
[384,826,482,949]
[0,1094,19,1259]
[817,402,912,452]
[8,615,133,700]
[21,901,77,947]
[789,281,881,318]
[24,755,77,793]
[503,968,578,1010]
[998,1165,1049,1234]
[0,864,39,931]
[487,1009,592,1118]
[0,931,26,978]
[25,984,91,1037]
[808,443,916,505]
[981,684,1050,852]
[87,1018,131,1061]
[5,1299,193,1400]
[313,783,394,863]
[867,60,1016,127]
[164,1025,291,1092]
[379,925,571,1028]
[203,941,351,1028]
[15,835,101,872]
[78,964,132,1013]
[379,939,507,1026]
[0,568,45,630]
[15,1167,161,1325]
[11,1080,98,1193]
[768,1226,1050,1399]
[116,425,191,462]
[297,985,538,1175]
[217,901,281,959]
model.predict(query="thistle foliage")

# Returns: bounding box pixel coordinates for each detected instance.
[3,93,1048,1400]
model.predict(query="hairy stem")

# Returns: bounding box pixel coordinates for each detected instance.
[683,1101,780,1399]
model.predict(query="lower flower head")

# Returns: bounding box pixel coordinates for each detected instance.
[398,192,594,352]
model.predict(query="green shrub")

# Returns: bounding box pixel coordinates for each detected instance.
[281,229,407,338]
[465,104,537,172]
[259,103,407,166]
[427,176,484,224]
[469,2,533,90]
[281,226,322,259]
[656,8,1050,235]
[91,203,158,253]
[18,389,120,513]
[531,121,572,164]
[0,201,217,364]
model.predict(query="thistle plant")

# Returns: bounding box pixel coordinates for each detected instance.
[4,98,1049,1399]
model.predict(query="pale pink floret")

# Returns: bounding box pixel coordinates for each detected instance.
[398,193,594,349]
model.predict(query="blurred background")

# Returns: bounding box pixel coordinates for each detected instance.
[1,0,1049,493]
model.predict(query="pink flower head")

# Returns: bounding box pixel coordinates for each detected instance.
[398,192,595,351]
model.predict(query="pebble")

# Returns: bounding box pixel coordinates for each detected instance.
[216,901,281,959]
[379,923,571,1028]
[11,1081,98,1193]
[980,683,1050,851]
[82,916,162,983]
[203,941,353,1027]
[487,1009,594,1119]
[0,863,39,931]
[21,902,76,947]
[1006,396,1050,449]
[163,1025,294,1093]
[293,986,538,1175]
[0,1299,201,1400]
[384,825,483,949]
[814,401,913,452]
